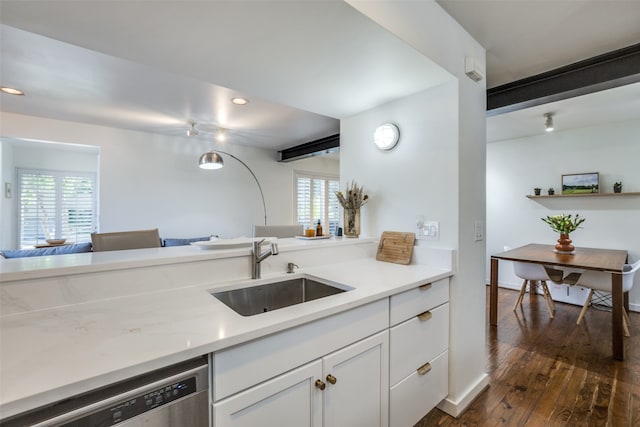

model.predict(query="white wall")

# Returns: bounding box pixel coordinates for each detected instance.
[0,112,339,249]
[341,82,458,244]
[0,141,15,247]
[11,141,99,173]
[346,0,488,417]
[487,120,640,310]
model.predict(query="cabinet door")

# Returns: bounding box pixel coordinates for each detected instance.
[323,331,389,427]
[213,360,323,427]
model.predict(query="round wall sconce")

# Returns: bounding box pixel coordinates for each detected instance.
[373,123,400,150]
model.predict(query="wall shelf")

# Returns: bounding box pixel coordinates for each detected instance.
[527,192,640,199]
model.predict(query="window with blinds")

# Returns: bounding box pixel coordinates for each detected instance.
[295,173,340,235]
[17,169,97,248]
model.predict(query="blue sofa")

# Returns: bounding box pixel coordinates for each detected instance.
[1,234,217,258]
[162,236,214,247]
[0,242,93,259]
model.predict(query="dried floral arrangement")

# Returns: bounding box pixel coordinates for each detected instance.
[335,180,369,210]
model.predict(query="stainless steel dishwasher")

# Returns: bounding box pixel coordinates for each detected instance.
[1,357,209,427]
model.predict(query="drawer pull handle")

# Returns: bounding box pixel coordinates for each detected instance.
[419,283,432,291]
[315,379,326,390]
[326,374,337,385]
[417,362,432,376]
[417,311,432,321]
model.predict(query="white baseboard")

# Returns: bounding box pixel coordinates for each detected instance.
[437,373,490,418]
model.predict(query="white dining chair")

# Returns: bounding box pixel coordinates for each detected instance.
[574,259,640,335]
[505,246,564,318]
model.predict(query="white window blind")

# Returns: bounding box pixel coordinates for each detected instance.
[295,173,340,235]
[17,169,97,248]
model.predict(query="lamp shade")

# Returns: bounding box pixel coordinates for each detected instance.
[197,150,268,225]
[199,151,224,169]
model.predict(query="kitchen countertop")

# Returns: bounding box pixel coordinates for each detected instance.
[0,245,452,419]
[0,236,376,282]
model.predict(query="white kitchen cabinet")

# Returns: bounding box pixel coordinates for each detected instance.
[389,302,449,386]
[388,278,450,426]
[214,331,389,427]
[390,350,448,427]
[213,360,323,427]
[213,299,388,401]
[212,278,449,427]
[323,331,389,427]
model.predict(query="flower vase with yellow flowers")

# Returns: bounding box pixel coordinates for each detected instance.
[541,213,586,253]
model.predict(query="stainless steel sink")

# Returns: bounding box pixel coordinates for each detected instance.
[212,277,348,316]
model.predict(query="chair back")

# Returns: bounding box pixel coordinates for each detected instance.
[513,261,552,281]
[622,259,640,292]
[253,225,303,238]
[91,228,161,252]
[576,259,640,293]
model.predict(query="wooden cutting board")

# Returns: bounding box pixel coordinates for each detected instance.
[376,231,415,265]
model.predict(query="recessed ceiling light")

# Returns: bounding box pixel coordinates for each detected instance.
[1,86,24,95]
[231,97,249,105]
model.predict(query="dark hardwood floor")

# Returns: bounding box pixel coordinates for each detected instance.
[416,287,640,426]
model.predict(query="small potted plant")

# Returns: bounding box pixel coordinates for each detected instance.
[547,188,555,195]
[534,187,541,196]
[613,182,623,193]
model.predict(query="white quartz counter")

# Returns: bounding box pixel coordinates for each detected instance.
[0,237,372,282]
[0,240,453,419]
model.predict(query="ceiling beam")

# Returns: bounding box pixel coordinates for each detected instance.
[487,43,640,116]
[278,134,340,162]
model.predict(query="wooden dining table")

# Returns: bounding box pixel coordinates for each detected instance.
[490,244,629,360]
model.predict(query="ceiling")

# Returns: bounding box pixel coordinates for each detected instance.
[0,1,450,150]
[487,81,640,143]
[437,0,640,142]
[436,0,640,89]
[1,1,639,148]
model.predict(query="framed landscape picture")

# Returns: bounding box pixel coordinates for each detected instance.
[562,172,599,194]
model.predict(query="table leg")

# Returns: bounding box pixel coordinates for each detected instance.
[611,272,624,361]
[490,257,499,326]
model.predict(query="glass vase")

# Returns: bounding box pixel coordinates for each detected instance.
[343,208,361,238]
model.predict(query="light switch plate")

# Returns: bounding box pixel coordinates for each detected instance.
[423,221,439,241]
[474,221,484,241]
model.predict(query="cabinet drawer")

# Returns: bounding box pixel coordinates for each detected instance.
[213,360,323,427]
[389,278,448,326]
[389,302,448,386]
[214,299,388,401]
[389,350,448,427]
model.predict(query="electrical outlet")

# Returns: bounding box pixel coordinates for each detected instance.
[474,221,484,241]
[423,221,439,241]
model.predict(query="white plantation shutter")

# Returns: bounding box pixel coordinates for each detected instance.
[18,169,96,248]
[327,179,340,234]
[296,176,312,229]
[295,173,339,235]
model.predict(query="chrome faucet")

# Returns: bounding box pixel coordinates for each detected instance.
[252,239,279,279]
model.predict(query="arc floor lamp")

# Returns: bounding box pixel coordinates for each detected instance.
[199,150,267,226]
